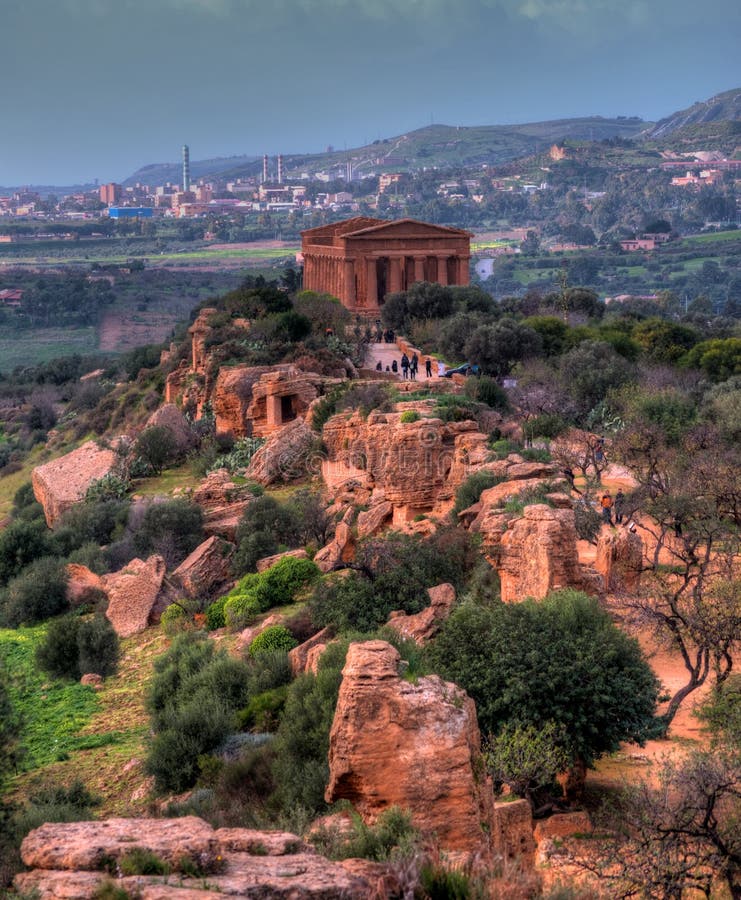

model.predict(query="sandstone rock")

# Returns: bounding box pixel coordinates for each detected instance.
[474,476,566,513]
[305,642,332,675]
[172,536,234,598]
[492,799,536,863]
[103,556,167,638]
[326,640,496,861]
[65,564,106,607]
[211,364,278,437]
[386,583,456,645]
[314,521,355,573]
[356,501,393,539]
[80,673,103,689]
[256,547,309,574]
[191,469,256,540]
[20,816,219,872]
[145,404,195,456]
[214,828,311,855]
[533,811,592,844]
[499,505,596,604]
[288,626,334,676]
[246,419,319,485]
[32,440,119,527]
[594,527,643,594]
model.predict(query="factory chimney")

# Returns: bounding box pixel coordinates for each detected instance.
[277,154,284,185]
[182,144,191,193]
[262,154,269,184]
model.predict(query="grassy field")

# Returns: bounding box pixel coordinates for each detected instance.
[680,230,741,245]
[0,327,99,372]
[4,626,168,815]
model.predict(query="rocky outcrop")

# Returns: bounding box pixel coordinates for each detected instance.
[356,501,393,539]
[211,364,278,437]
[321,410,486,520]
[499,505,600,604]
[103,556,167,638]
[16,817,374,899]
[314,521,355,573]
[65,564,106,607]
[191,469,256,540]
[326,640,497,862]
[234,613,285,652]
[172,536,234,599]
[32,441,119,527]
[492,799,536,863]
[145,404,195,456]
[533,811,592,844]
[288,627,334,676]
[386,583,457,645]
[246,419,319,485]
[595,527,643,594]
[256,547,309,574]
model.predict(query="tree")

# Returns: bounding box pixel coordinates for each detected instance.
[557,340,634,417]
[133,426,178,476]
[464,318,542,378]
[132,499,204,568]
[427,591,659,776]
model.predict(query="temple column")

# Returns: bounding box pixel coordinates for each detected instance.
[414,256,425,283]
[458,255,470,285]
[436,255,449,286]
[344,258,356,306]
[266,394,282,429]
[366,257,378,307]
[389,256,402,293]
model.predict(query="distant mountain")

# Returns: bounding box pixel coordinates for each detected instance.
[123,154,261,187]
[646,88,741,139]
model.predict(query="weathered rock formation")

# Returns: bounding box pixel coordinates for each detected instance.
[234,613,286,652]
[145,403,195,456]
[594,527,643,594]
[356,500,393,539]
[210,364,284,437]
[32,440,119,527]
[321,409,488,520]
[288,626,334,676]
[492,799,536,863]
[314,520,355,573]
[256,547,310,573]
[326,640,497,861]
[386,583,457,645]
[103,555,167,637]
[65,564,106,606]
[16,817,374,899]
[190,469,256,540]
[246,419,319,485]
[498,505,601,604]
[172,536,234,599]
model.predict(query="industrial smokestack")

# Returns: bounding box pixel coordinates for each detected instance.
[277,154,283,185]
[182,145,191,193]
[262,154,269,184]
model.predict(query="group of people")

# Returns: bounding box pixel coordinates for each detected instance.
[600,489,625,525]
[376,328,396,343]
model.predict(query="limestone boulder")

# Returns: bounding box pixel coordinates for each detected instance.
[492,799,536,863]
[103,555,167,638]
[172,536,234,599]
[386,583,457,645]
[288,627,334,676]
[533,811,592,844]
[211,364,277,437]
[246,419,320,485]
[595,527,643,594]
[16,817,374,899]
[32,440,118,527]
[65,564,106,607]
[356,501,393,539]
[145,404,195,456]
[326,640,497,862]
[314,521,355,573]
[498,505,599,603]
[191,469,256,540]
[256,547,309,573]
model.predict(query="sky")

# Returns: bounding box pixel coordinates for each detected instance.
[1,0,740,186]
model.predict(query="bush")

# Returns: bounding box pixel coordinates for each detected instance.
[452,470,503,517]
[84,473,131,503]
[249,625,298,657]
[236,685,289,732]
[2,557,69,627]
[54,500,129,557]
[133,425,178,476]
[132,498,204,567]
[205,595,228,630]
[224,592,262,630]
[160,603,189,635]
[36,614,119,680]
[464,375,509,411]
[310,806,418,861]
[233,496,300,575]
[485,722,570,803]
[77,615,119,678]
[399,410,420,423]
[223,557,320,630]
[0,519,54,587]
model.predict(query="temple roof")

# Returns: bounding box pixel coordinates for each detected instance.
[301,216,472,246]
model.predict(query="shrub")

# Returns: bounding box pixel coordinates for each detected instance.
[117,847,169,876]
[224,592,262,630]
[132,499,204,567]
[223,558,320,630]
[133,425,178,476]
[2,557,69,627]
[527,413,568,439]
[208,437,265,475]
[36,615,83,679]
[205,595,228,630]
[85,473,131,503]
[54,499,129,556]
[399,410,420,424]
[249,625,298,657]
[160,603,189,635]
[236,685,289,732]
[452,470,503,517]
[464,375,509,411]
[485,722,570,803]
[310,806,418,861]
[0,519,54,587]
[77,615,119,678]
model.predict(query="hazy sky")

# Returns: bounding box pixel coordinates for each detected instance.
[2,0,739,186]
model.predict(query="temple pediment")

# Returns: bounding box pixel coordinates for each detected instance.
[344,218,472,241]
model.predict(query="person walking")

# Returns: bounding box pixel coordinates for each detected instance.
[600,491,613,525]
[425,358,432,378]
[614,489,625,524]
[391,359,398,374]
[410,353,418,381]
[401,353,410,380]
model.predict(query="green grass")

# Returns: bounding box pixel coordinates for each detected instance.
[0,625,102,769]
[680,230,741,245]
[0,327,98,371]
[132,463,201,497]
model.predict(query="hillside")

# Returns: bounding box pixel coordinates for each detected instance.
[123,153,262,188]
[646,87,741,139]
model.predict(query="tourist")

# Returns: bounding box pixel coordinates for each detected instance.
[600,492,613,525]
[437,360,446,377]
[614,489,625,524]
[425,358,432,378]
[375,360,383,372]
[410,353,418,380]
[391,360,398,374]
[401,353,410,380]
